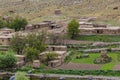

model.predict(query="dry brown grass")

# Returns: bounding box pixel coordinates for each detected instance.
[0,0,120,25]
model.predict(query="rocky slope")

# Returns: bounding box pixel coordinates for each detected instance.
[0,0,120,25]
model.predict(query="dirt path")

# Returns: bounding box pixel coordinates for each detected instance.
[64,40,93,44]
[113,64,120,70]
[55,62,102,70]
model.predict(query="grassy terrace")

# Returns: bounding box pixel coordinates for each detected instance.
[71,52,120,70]
[75,35,120,42]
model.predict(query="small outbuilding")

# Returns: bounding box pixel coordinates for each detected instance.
[0,35,12,45]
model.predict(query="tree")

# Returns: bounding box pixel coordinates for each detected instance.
[10,17,27,31]
[16,72,29,80]
[23,47,39,62]
[24,32,46,52]
[10,33,26,54]
[0,51,17,68]
[10,32,47,55]
[67,19,79,39]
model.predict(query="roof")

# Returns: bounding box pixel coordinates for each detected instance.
[0,27,14,31]
[79,22,93,25]
[79,26,120,30]
[49,60,60,63]
[0,35,12,39]
[47,45,67,48]
[40,51,66,55]
[15,55,25,58]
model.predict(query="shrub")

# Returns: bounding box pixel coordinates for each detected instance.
[23,47,39,62]
[0,52,17,68]
[16,72,29,80]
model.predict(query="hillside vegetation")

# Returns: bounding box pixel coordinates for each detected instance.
[0,0,120,25]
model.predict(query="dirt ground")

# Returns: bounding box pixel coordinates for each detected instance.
[55,62,102,70]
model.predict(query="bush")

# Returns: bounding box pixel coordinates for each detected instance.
[16,72,29,80]
[94,57,112,64]
[23,47,39,62]
[10,17,27,31]
[0,52,17,68]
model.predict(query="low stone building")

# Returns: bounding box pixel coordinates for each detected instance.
[39,51,67,67]
[0,28,15,35]
[15,55,25,68]
[39,45,67,67]
[46,45,67,51]
[0,35,12,45]
[24,21,60,31]
[78,17,96,22]
[79,23,120,35]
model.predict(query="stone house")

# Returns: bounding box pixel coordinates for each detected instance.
[24,21,60,31]
[39,45,67,67]
[79,23,120,35]
[0,28,15,35]
[46,45,67,51]
[15,55,25,68]
[25,22,50,30]
[79,22,93,28]
[39,51,67,67]
[0,35,12,45]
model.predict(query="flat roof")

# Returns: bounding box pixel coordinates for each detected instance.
[15,55,25,58]
[0,27,14,31]
[79,26,120,30]
[47,45,67,48]
[0,35,12,38]
[49,60,60,63]
[40,51,66,55]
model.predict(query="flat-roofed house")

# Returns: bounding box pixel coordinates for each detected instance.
[0,28,15,35]
[24,21,60,31]
[39,45,67,67]
[15,55,25,68]
[0,35,12,45]
[79,22,120,35]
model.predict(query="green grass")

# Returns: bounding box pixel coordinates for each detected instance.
[72,52,120,70]
[72,53,99,64]
[75,35,120,42]
[101,53,119,70]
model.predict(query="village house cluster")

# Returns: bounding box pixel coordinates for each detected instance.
[79,17,120,35]
[1,17,120,68]
[0,20,67,68]
[24,21,61,31]
[14,45,68,68]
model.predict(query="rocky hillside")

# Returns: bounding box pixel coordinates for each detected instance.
[0,0,120,25]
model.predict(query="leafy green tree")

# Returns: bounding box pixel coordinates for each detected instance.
[10,32,47,55]
[10,33,26,54]
[67,19,79,39]
[16,72,29,80]
[10,17,27,31]
[0,52,17,68]
[23,47,39,62]
[24,32,46,52]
